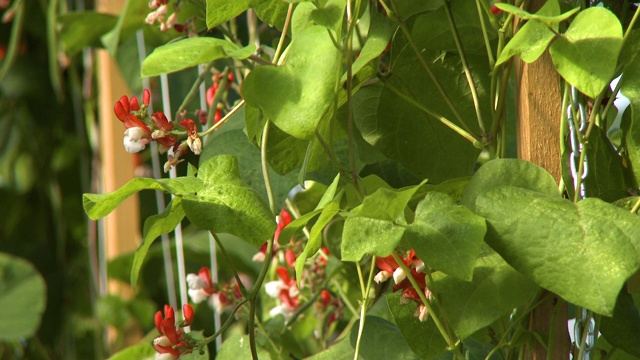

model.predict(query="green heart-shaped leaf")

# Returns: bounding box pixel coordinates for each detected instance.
[406,192,486,281]
[242,25,341,139]
[477,187,640,315]
[182,155,275,246]
[549,7,623,98]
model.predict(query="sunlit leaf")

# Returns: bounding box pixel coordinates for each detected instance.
[141,37,255,77]
[406,192,486,281]
[477,187,640,315]
[83,177,202,220]
[242,25,341,139]
[181,155,275,246]
[549,7,623,98]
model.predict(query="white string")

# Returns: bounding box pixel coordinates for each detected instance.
[136,29,178,312]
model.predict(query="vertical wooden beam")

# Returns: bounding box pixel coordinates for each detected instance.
[514,1,570,358]
[96,0,145,350]
[515,51,562,181]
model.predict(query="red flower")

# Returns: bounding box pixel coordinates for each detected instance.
[179,119,202,155]
[153,304,194,358]
[206,83,219,108]
[186,266,217,303]
[374,249,422,284]
[275,209,293,244]
[214,109,223,124]
[151,111,177,148]
[265,266,299,319]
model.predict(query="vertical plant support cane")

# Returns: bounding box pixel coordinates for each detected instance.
[514,0,569,358]
[96,0,142,347]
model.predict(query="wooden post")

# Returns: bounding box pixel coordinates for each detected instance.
[514,1,570,358]
[97,0,143,348]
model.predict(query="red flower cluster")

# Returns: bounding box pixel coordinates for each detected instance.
[185,266,243,314]
[265,266,300,319]
[113,89,176,153]
[153,304,195,359]
[375,250,431,321]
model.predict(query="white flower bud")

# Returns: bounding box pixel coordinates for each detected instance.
[264,280,285,298]
[123,128,149,153]
[186,273,204,290]
[188,288,211,304]
[392,267,406,284]
[374,270,391,283]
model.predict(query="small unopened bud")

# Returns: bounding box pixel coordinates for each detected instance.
[187,136,202,155]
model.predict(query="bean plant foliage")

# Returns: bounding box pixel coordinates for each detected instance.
[71,0,640,358]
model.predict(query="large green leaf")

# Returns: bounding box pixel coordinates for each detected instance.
[141,37,255,77]
[549,7,623,98]
[477,187,640,315]
[387,293,448,359]
[340,183,424,261]
[181,155,276,246]
[341,217,405,261]
[432,247,539,339]
[600,290,640,357]
[405,192,486,281]
[496,0,559,65]
[412,0,495,54]
[83,177,202,220]
[362,46,487,182]
[349,316,419,360]
[0,253,46,341]
[201,110,299,209]
[242,25,341,140]
[460,158,559,212]
[131,198,185,290]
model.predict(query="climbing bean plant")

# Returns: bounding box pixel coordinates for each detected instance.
[74,0,640,358]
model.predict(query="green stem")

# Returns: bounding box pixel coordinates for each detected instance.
[475,0,495,68]
[382,80,480,144]
[246,120,277,359]
[630,197,640,214]
[388,0,475,137]
[272,3,294,64]
[200,298,249,346]
[200,99,245,142]
[442,0,486,136]
[391,254,464,359]
[210,232,248,297]
[576,310,593,360]
[601,78,623,130]
[353,257,376,360]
